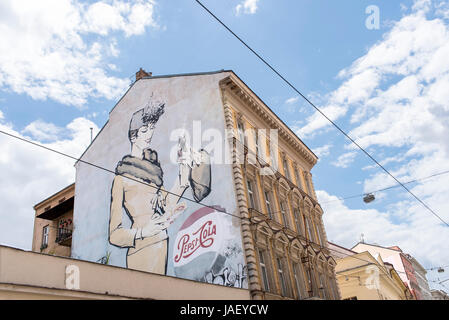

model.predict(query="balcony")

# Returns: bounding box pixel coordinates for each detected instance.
[56,228,72,247]
[36,197,74,220]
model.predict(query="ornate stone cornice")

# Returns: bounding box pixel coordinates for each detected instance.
[219,75,318,167]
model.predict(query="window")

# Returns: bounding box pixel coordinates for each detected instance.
[303,172,313,195]
[294,167,300,186]
[293,262,304,299]
[304,216,314,242]
[283,158,290,180]
[254,130,259,156]
[319,273,328,299]
[237,121,245,144]
[277,258,288,297]
[258,250,270,292]
[42,225,49,247]
[294,208,302,236]
[246,180,256,209]
[264,191,273,220]
[280,201,290,227]
[315,222,324,246]
[270,149,278,173]
[329,276,338,300]
[305,267,315,297]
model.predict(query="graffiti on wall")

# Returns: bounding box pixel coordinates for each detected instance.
[108,95,212,275]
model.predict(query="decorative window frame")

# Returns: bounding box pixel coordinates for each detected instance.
[272,231,294,298]
[290,239,307,300]
[277,177,291,228]
[291,188,305,237]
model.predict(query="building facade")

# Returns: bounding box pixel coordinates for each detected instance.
[406,254,432,300]
[352,242,423,299]
[431,289,449,300]
[0,245,248,300]
[30,70,338,300]
[32,183,74,257]
[333,249,413,300]
[221,73,339,300]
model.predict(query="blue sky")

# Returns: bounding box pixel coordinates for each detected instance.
[1,0,449,293]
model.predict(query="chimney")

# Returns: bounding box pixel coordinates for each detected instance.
[135,68,152,81]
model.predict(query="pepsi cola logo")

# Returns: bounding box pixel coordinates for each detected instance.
[174,220,216,263]
[173,206,225,267]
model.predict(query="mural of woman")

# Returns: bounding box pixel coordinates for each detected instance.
[108,97,211,275]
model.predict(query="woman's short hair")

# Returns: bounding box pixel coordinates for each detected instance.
[128,99,165,141]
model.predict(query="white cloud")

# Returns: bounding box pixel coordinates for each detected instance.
[312,144,332,158]
[298,0,449,138]
[319,189,449,277]
[0,0,158,107]
[285,96,299,104]
[309,1,449,288]
[235,0,260,15]
[331,151,357,168]
[0,113,99,250]
[22,120,64,142]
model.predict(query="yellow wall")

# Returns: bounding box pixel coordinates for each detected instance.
[335,252,408,300]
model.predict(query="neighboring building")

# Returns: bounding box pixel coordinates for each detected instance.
[28,69,338,300]
[431,289,449,300]
[334,249,414,300]
[0,245,248,300]
[32,183,74,257]
[352,242,422,299]
[406,254,432,300]
[328,242,357,260]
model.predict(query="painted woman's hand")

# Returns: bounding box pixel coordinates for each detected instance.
[139,215,169,239]
[166,202,187,225]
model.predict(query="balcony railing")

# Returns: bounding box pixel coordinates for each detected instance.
[56,228,72,246]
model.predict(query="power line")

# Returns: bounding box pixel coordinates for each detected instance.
[193,0,449,228]
[426,265,449,271]
[0,127,394,266]
[0,129,242,222]
[321,169,449,204]
[0,126,419,275]
[3,127,443,299]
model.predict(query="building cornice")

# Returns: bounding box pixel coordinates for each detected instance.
[219,74,318,167]
[33,183,75,211]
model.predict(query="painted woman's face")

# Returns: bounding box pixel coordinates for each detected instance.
[134,124,155,151]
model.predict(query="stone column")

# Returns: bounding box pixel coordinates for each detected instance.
[222,100,263,300]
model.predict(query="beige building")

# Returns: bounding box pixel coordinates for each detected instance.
[0,245,249,300]
[221,73,339,300]
[333,250,413,300]
[25,69,338,300]
[352,242,422,299]
[32,183,74,257]
[431,289,449,300]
